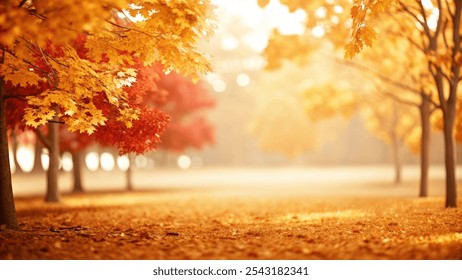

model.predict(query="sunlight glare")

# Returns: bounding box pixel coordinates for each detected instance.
[100,152,115,171]
[264,1,306,35]
[16,144,34,173]
[213,0,306,54]
[413,233,462,245]
[117,155,130,171]
[85,152,99,171]
[242,32,269,52]
[427,8,439,31]
[221,36,239,51]
[422,0,434,10]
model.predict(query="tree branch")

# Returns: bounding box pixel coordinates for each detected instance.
[35,129,50,150]
[18,0,28,7]
[445,0,455,18]
[4,95,28,101]
[397,1,430,38]
[336,58,421,95]
[378,88,420,108]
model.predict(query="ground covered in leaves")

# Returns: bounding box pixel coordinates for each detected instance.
[1,185,462,260]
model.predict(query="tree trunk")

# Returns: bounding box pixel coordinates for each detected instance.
[32,140,43,173]
[45,111,60,203]
[419,94,431,197]
[10,132,23,174]
[391,134,402,185]
[442,1,462,208]
[391,108,402,184]
[71,151,84,193]
[0,79,19,229]
[126,154,133,191]
[442,120,457,207]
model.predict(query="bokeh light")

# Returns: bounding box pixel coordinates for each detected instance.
[221,36,239,50]
[135,155,148,169]
[311,25,325,38]
[177,155,192,170]
[16,145,34,173]
[41,149,49,171]
[117,155,130,171]
[236,73,250,87]
[85,152,99,171]
[100,152,115,171]
[61,152,73,172]
[212,79,227,93]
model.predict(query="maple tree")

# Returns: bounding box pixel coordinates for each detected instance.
[154,71,215,155]
[347,0,461,208]
[0,0,215,228]
[63,65,214,191]
[59,128,95,193]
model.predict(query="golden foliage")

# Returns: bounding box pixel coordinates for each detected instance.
[363,98,419,151]
[345,0,395,59]
[0,0,215,134]
[256,0,271,8]
[3,190,462,259]
[303,83,358,122]
[264,30,315,70]
[248,92,318,158]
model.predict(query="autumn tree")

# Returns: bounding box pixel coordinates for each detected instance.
[345,25,436,194]
[259,0,440,199]
[154,71,215,158]
[248,90,318,158]
[247,62,349,158]
[59,128,94,193]
[0,0,215,228]
[363,96,420,184]
[347,0,461,207]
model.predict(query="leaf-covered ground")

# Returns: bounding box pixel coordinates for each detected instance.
[1,184,461,260]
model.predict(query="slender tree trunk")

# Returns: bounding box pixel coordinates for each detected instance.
[11,132,23,174]
[71,151,84,193]
[32,140,43,173]
[0,79,19,229]
[443,117,457,207]
[126,154,133,191]
[419,94,431,197]
[391,132,402,184]
[391,108,402,184]
[442,1,462,208]
[45,110,60,202]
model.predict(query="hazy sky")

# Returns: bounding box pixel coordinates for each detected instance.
[211,0,306,52]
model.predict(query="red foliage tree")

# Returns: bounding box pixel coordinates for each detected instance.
[154,72,215,155]
[5,37,171,196]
